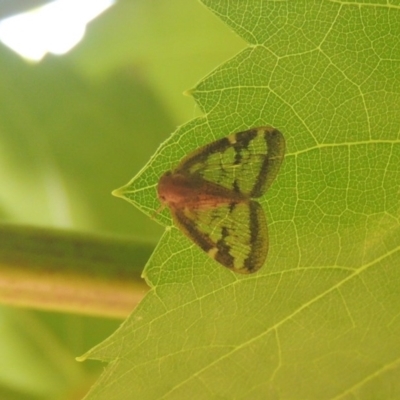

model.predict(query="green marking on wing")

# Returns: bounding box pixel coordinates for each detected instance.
[171,200,268,273]
[175,127,285,198]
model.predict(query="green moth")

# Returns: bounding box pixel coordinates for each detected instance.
[157,126,285,274]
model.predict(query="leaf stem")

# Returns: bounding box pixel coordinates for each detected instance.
[0,224,153,319]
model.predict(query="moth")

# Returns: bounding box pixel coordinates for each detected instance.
[157,126,285,274]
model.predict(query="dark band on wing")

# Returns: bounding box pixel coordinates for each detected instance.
[232,179,240,194]
[172,201,267,273]
[233,129,258,165]
[214,226,235,269]
[214,200,240,268]
[243,201,268,272]
[177,136,232,172]
[173,209,214,253]
[176,128,258,172]
[250,128,285,198]
[174,207,236,269]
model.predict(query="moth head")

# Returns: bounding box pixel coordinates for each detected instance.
[157,170,193,206]
[157,171,173,204]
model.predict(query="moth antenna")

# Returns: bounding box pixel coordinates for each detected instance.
[151,203,166,220]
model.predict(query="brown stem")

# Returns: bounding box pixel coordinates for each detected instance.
[0,225,153,319]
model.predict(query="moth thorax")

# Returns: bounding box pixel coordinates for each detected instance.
[157,171,196,206]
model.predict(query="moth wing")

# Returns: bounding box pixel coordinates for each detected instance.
[175,127,285,198]
[170,200,268,274]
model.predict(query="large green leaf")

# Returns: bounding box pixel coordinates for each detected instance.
[83,1,400,399]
